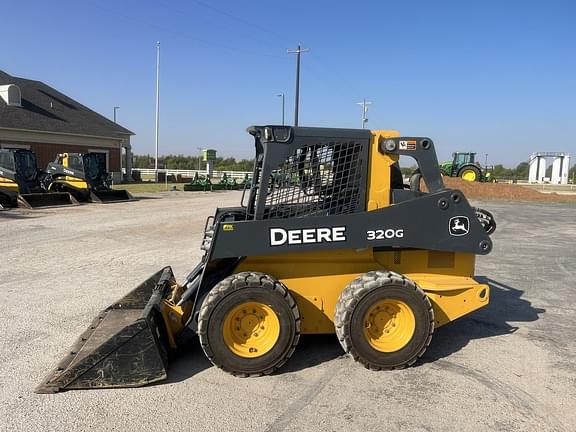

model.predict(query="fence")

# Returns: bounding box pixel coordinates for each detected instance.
[131,168,252,181]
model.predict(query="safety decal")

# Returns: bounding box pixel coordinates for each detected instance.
[399,140,417,151]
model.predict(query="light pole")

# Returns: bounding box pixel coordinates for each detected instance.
[154,41,160,182]
[356,99,372,128]
[113,106,120,123]
[287,44,309,127]
[276,93,285,125]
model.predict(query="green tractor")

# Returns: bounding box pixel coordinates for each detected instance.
[439,152,493,182]
[183,172,212,191]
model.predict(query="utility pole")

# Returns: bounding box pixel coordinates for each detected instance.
[287,44,309,127]
[485,153,488,167]
[154,41,160,182]
[113,106,120,123]
[276,93,285,125]
[356,99,372,128]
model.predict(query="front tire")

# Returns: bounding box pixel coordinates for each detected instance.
[335,271,434,370]
[198,272,300,376]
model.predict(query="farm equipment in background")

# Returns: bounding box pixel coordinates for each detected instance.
[46,152,133,203]
[211,173,237,191]
[439,152,493,182]
[0,149,78,209]
[183,173,212,191]
[183,173,251,191]
[37,126,497,393]
[213,173,252,191]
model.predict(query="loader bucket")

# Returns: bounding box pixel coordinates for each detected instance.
[18,192,79,209]
[35,267,176,393]
[90,189,133,203]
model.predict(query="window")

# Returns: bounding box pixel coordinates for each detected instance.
[0,152,15,171]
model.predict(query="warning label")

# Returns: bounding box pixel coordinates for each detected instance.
[399,140,417,151]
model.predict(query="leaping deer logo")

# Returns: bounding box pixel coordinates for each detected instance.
[449,216,470,236]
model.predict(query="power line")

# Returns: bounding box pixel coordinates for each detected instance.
[157,0,286,49]
[85,2,288,60]
[188,0,288,43]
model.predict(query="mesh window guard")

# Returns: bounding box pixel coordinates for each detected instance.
[258,140,365,219]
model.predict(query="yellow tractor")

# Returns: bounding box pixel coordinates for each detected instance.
[37,126,496,393]
[46,152,132,203]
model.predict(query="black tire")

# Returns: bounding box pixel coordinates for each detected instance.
[335,271,434,370]
[475,207,497,235]
[409,170,422,192]
[198,272,300,377]
[457,165,481,182]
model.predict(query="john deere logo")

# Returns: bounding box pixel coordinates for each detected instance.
[449,216,470,236]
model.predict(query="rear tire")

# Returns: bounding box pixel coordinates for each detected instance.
[409,170,422,192]
[335,271,434,370]
[458,166,481,182]
[198,272,300,376]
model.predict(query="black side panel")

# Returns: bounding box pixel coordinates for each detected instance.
[210,188,492,258]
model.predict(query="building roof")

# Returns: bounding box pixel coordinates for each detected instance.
[0,70,133,138]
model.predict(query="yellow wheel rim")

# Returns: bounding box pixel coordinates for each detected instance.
[363,299,416,352]
[461,170,477,181]
[222,302,280,358]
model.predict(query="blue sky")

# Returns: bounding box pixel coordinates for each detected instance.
[3,0,575,166]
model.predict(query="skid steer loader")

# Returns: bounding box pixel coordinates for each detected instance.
[46,152,133,203]
[37,126,496,393]
[0,149,78,209]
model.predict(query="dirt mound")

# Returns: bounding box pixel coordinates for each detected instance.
[442,178,576,202]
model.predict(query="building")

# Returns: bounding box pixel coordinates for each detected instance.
[0,70,133,181]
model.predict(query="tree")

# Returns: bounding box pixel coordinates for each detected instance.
[132,154,253,171]
[514,162,529,180]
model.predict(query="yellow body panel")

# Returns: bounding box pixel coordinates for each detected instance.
[366,130,400,210]
[235,249,489,334]
[53,176,89,191]
[160,299,193,349]
[0,177,19,192]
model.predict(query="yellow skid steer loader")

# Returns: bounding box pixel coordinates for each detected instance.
[46,152,132,203]
[37,126,496,393]
[0,149,78,209]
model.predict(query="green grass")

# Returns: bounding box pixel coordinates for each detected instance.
[113,183,183,193]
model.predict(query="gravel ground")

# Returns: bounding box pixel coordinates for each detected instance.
[1,191,575,432]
